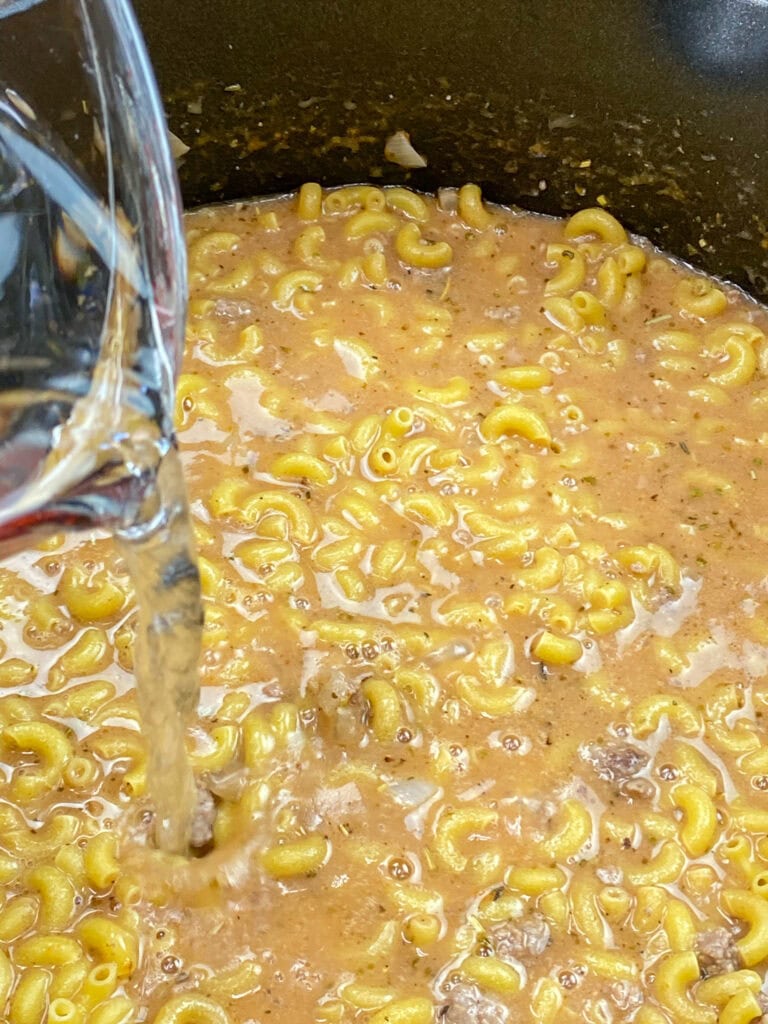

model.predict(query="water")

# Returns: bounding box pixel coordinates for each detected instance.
[0,349,206,855]
[118,447,203,855]
[0,83,203,854]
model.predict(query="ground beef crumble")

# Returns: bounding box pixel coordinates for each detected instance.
[440,982,507,1024]
[695,927,742,976]
[312,782,364,825]
[580,741,649,783]
[491,914,551,961]
[189,783,217,850]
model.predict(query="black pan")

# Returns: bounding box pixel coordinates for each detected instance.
[133,0,768,299]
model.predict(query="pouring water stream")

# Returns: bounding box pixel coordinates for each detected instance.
[0,0,203,854]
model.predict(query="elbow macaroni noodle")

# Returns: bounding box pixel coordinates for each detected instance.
[1,186,768,1021]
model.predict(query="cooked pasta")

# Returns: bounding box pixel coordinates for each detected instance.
[2,185,768,1022]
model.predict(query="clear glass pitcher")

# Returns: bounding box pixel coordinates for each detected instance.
[0,0,186,553]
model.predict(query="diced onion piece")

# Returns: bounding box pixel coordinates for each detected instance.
[168,131,190,160]
[388,779,439,808]
[437,187,458,213]
[384,131,427,169]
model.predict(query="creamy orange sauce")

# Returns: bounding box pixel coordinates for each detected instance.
[2,186,768,1023]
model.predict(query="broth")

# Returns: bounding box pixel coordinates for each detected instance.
[2,185,768,1023]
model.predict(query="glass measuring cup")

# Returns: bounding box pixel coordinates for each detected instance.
[0,0,186,554]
